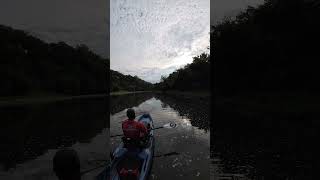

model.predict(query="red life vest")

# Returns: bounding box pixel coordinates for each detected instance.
[122,119,147,140]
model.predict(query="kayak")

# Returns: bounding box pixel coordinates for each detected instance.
[96,113,155,180]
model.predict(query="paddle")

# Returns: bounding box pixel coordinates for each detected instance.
[153,151,180,158]
[110,122,177,138]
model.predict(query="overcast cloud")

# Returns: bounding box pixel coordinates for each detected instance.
[0,0,264,81]
[111,0,210,83]
[0,0,109,58]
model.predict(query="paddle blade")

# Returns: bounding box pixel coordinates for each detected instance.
[163,122,177,128]
[154,152,180,158]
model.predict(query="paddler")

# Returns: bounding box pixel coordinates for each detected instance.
[122,108,148,143]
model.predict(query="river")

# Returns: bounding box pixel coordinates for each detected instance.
[0,97,109,180]
[110,93,210,179]
[0,92,210,179]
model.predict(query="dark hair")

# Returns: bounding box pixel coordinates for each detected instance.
[126,108,135,120]
[53,148,80,180]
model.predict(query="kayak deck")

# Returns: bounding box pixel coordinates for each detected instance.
[116,156,142,172]
[97,113,154,180]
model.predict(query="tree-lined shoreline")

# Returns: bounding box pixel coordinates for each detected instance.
[0,94,107,107]
[212,0,320,178]
[0,24,108,97]
[1,24,210,103]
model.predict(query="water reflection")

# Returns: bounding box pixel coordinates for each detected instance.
[154,94,210,131]
[110,93,210,180]
[110,93,154,114]
[213,101,318,179]
[0,97,108,172]
[0,93,210,179]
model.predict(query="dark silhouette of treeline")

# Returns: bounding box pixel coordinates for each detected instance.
[0,25,108,97]
[212,0,320,179]
[110,69,153,92]
[154,53,210,91]
[213,0,320,95]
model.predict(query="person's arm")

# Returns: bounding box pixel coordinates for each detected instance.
[122,120,127,133]
[138,123,148,136]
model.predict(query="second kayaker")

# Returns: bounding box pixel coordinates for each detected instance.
[122,108,148,142]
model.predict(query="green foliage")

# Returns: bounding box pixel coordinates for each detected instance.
[110,70,153,92]
[212,1,320,177]
[155,52,210,91]
[212,0,320,95]
[0,25,108,97]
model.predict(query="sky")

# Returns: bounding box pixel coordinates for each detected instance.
[0,0,109,58]
[111,0,264,83]
[110,0,210,83]
[0,0,263,83]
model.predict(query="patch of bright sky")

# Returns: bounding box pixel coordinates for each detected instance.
[111,0,210,83]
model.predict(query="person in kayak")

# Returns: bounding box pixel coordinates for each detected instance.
[122,108,148,143]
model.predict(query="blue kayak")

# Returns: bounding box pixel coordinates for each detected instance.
[96,114,155,180]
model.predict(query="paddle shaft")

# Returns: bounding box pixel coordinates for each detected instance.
[110,126,164,138]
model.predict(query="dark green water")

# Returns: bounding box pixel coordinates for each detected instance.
[0,93,211,179]
[0,97,109,180]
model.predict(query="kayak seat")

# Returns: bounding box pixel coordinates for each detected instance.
[122,137,148,149]
[119,167,139,180]
[116,155,143,180]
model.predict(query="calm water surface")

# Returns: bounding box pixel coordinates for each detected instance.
[0,93,210,180]
[110,93,210,180]
[0,97,109,180]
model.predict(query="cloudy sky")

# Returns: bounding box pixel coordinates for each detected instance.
[111,0,210,83]
[0,0,109,58]
[0,0,264,82]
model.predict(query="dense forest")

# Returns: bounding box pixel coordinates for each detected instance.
[154,52,210,91]
[0,25,108,97]
[213,0,320,95]
[213,0,320,179]
[111,52,210,92]
[110,69,153,92]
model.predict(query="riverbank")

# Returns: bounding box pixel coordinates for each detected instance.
[0,94,107,107]
[215,92,320,113]
[110,90,210,97]
[110,91,152,96]
[156,90,210,98]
